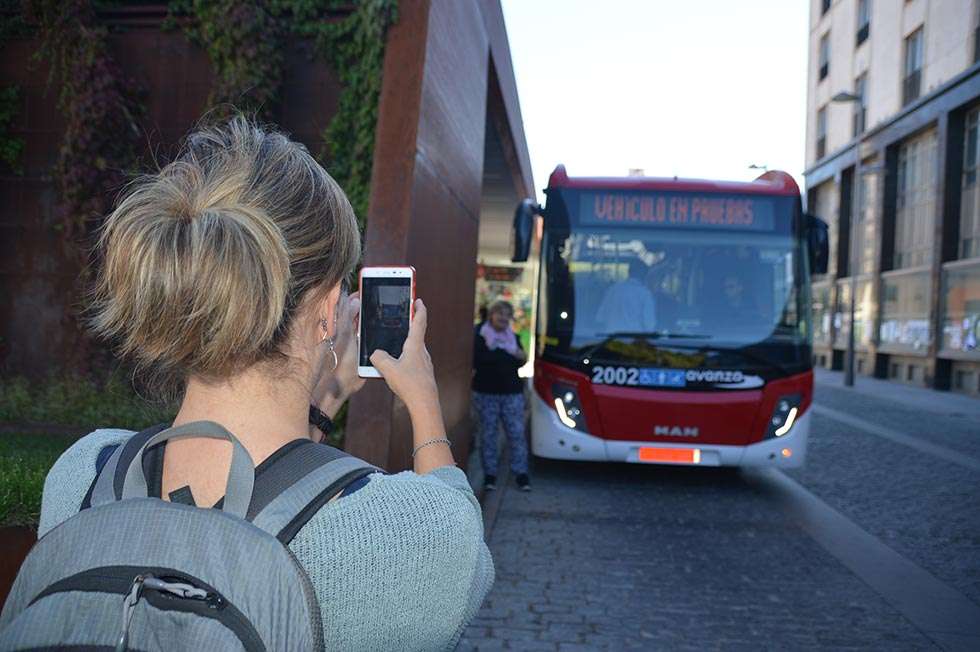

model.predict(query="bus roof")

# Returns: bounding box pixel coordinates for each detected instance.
[546,164,800,197]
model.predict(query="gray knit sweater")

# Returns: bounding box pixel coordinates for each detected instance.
[38,429,494,651]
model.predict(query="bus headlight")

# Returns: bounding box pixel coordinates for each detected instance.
[765,394,802,438]
[552,384,590,433]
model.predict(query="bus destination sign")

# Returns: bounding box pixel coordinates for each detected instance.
[578,191,779,231]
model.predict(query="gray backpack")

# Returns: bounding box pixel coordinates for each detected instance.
[0,421,378,651]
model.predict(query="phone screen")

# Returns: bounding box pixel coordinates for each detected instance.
[360,276,412,366]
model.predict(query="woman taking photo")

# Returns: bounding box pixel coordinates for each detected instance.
[31,117,493,650]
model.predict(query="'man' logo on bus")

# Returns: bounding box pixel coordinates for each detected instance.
[654,425,699,437]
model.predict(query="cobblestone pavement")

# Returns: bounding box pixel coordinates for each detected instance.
[458,373,980,650]
[788,374,980,607]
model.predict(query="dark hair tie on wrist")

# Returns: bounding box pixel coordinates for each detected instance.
[309,405,334,440]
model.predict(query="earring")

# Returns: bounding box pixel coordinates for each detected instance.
[319,319,338,371]
[324,337,338,371]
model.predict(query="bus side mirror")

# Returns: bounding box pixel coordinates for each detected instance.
[805,213,829,275]
[512,198,541,263]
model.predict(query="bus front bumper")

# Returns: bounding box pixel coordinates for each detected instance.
[529,393,809,468]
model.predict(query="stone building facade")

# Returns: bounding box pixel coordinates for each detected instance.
[804,0,980,395]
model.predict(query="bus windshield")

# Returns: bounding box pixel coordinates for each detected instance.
[543,225,811,373]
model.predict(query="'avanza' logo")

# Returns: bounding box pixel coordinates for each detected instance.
[686,370,744,383]
[654,425,699,437]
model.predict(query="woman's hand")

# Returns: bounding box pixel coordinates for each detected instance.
[311,292,366,418]
[370,299,453,473]
[369,299,439,413]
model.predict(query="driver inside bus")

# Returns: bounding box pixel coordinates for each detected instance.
[714,272,769,329]
[596,258,657,334]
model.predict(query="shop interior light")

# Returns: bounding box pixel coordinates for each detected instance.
[554,398,577,428]
[774,407,798,437]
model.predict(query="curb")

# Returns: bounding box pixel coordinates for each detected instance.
[479,454,510,542]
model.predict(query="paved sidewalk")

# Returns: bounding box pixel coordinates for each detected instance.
[814,368,980,420]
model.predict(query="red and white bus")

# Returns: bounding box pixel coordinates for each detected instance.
[512,166,829,468]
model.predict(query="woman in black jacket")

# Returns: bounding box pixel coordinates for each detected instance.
[473,300,531,491]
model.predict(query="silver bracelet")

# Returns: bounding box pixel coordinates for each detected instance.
[412,437,452,457]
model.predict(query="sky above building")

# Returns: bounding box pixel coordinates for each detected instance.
[501,0,809,200]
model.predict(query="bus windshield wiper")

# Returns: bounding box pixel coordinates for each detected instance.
[581,332,791,377]
[580,331,711,361]
[596,331,713,341]
[635,340,792,377]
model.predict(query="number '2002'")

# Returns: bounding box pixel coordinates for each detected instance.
[591,366,639,385]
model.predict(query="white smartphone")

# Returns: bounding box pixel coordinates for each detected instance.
[357,266,416,378]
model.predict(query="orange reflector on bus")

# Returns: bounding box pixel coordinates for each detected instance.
[781,448,792,458]
[638,447,701,464]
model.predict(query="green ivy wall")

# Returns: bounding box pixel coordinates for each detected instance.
[0,1,395,378]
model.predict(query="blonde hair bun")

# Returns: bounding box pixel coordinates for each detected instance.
[91,116,361,394]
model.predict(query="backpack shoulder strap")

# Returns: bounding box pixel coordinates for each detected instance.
[246,440,380,543]
[81,424,168,511]
[82,426,379,543]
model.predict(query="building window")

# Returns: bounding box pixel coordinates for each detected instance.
[940,259,980,356]
[852,74,867,138]
[816,106,827,159]
[854,161,878,274]
[856,0,870,45]
[834,278,873,348]
[812,282,832,345]
[822,0,831,15]
[812,180,839,276]
[895,129,938,269]
[879,269,931,352]
[903,28,923,106]
[819,33,830,81]
[975,3,980,63]
[961,107,980,259]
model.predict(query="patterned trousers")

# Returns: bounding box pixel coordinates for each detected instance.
[473,391,529,476]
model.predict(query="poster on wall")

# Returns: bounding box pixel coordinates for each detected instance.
[879,319,931,350]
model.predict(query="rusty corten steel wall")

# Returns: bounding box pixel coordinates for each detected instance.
[1,2,534,474]
[344,0,534,473]
[0,7,341,378]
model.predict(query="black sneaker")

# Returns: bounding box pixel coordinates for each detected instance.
[515,474,531,492]
[483,475,497,491]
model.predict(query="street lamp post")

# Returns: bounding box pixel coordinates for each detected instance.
[832,91,863,387]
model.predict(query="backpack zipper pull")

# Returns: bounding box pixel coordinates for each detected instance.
[115,574,147,652]
[142,577,208,600]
